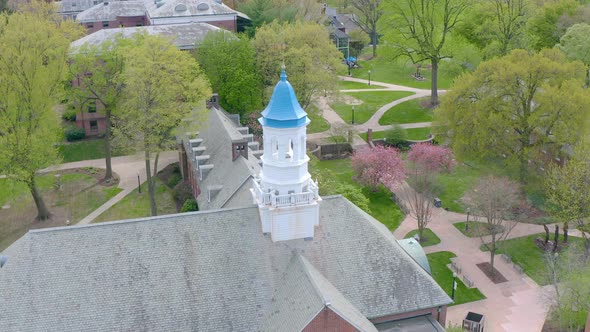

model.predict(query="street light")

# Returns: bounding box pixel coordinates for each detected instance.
[352,105,355,125]
[451,272,457,300]
[466,207,471,231]
[368,70,371,86]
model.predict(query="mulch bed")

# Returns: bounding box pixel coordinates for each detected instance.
[476,262,508,284]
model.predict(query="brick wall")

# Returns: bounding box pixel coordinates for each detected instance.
[83,15,148,33]
[207,19,236,32]
[302,307,360,332]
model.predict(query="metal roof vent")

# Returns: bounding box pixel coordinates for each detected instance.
[0,255,7,268]
[175,3,187,11]
[197,2,209,11]
[156,0,164,7]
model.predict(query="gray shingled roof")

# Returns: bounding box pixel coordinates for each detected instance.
[145,0,236,19]
[70,22,221,50]
[0,196,450,331]
[186,107,261,210]
[57,0,108,15]
[76,1,146,22]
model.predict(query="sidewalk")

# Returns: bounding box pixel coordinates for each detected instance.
[394,210,551,332]
[42,151,178,224]
[308,76,437,144]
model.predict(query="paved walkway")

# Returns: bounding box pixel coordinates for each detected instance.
[394,210,554,332]
[307,76,438,144]
[42,151,178,224]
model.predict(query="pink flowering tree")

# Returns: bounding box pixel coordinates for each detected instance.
[400,143,455,241]
[351,145,406,192]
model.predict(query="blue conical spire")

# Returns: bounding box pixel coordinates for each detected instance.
[259,68,310,128]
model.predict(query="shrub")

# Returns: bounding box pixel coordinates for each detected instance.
[65,125,86,142]
[62,109,77,122]
[173,181,193,205]
[181,198,199,212]
[384,125,409,150]
[167,173,182,188]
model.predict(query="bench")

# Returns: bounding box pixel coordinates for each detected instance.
[463,275,475,288]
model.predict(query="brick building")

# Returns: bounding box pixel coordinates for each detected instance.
[76,1,147,33]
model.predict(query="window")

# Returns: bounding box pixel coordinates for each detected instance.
[135,23,143,27]
[93,0,98,4]
[90,120,98,132]
[87,23,94,28]
[102,21,109,28]
[87,101,97,113]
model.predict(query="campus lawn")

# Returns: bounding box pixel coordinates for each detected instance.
[453,221,505,238]
[404,228,441,247]
[307,104,330,134]
[351,57,457,90]
[379,97,433,125]
[330,91,414,125]
[427,251,486,306]
[359,127,432,142]
[0,170,122,251]
[58,139,127,163]
[337,80,377,90]
[480,233,586,286]
[314,158,405,230]
[93,178,177,223]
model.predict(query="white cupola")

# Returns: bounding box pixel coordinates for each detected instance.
[250,67,321,242]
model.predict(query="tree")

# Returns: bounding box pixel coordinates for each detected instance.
[238,0,299,37]
[398,143,454,240]
[69,38,126,182]
[328,122,352,157]
[0,9,81,220]
[350,0,382,57]
[116,33,211,216]
[436,49,590,182]
[544,243,590,331]
[463,175,520,276]
[381,0,469,106]
[351,145,405,191]
[348,30,371,58]
[527,0,580,51]
[546,141,590,252]
[252,21,344,109]
[195,31,263,117]
[558,23,590,87]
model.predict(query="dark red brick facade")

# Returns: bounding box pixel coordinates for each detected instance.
[370,305,448,327]
[84,15,148,33]
[302,307,360,332]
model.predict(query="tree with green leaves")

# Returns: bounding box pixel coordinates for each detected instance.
[116,33,211,216]
[381,0,469,106]
[238,0,299,37]
[527,0,581,51]
[195,31,263,117]
[546,141,590,252]
[252,21,344,109]
[558,23,590,87]
[436,49,590,182]
[0,9,81,220]
[350,0,382,57]
[69,37,126,182]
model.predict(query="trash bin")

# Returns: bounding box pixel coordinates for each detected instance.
[462,312,484,332]
[434,198,442,208]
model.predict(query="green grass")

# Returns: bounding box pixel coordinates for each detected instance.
[330,91,414,125]
[314,159,405,230]
[338,80,376,90]
[480,233,586,286]
[406,127,433,140]
[359,127,432,142]
[378,97,433,125]
[58,139,127,163]
[350,57,457,89]
[0,171,122,251]
[404,228,441,247]
[453,221,505,238]
[93,178,177,223]
[427,251,486,306]
[307,104,330,134]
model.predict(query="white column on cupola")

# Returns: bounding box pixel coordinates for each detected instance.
[250,67,321,242]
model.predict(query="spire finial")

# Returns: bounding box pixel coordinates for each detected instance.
[280,63,287,82]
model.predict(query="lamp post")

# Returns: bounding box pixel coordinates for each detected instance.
[465,207,471,232]
[451,272,457,300]
[352,105,355,124]
[137,173,141,193]
[368,70,371,86]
